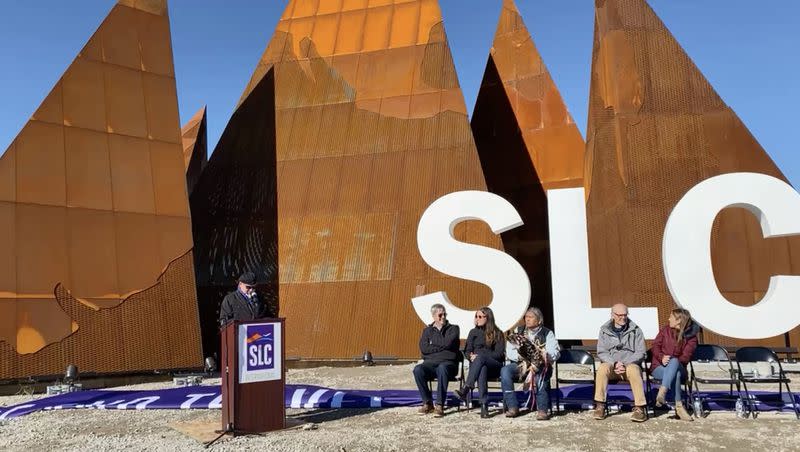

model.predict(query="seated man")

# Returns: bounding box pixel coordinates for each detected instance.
[593,303,647,422]
[412,303,460,417]
[501,307,560,419]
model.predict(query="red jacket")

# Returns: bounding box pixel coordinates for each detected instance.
[650,323,699,371]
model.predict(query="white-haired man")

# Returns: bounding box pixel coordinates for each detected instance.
[594,303,647,422]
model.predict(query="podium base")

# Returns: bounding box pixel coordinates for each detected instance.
[205,425,265,447]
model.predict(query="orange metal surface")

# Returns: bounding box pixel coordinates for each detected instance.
[238,0,500,359]
[181,106,208,195]
[585,0,800,348]
[477,0,584,191]
[0,0,202,379]
[471,0,585,328]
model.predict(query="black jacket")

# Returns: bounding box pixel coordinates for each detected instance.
[219,290,268,326]
[465,326,505,362]
[419,322,461,365]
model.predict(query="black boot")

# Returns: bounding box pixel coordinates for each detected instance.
[480,401,489,418]
[454,387,469,402]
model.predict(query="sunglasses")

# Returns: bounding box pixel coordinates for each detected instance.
[612,312,628,317]
[436,313,447,318]
[474,314,486,319]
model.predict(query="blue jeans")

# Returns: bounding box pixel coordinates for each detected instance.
[413,361,457,406]
[501,362,552,411]
[651,358,686,402]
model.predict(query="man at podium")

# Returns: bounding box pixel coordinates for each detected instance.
[219,272,268,326]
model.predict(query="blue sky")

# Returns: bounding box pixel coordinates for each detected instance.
[0,1,798,186]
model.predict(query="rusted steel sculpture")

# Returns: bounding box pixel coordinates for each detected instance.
[239,0,500,358]
[0,0,202,379]
[181,106,208,195]
[472,0,585,327]
[189,70,279,358]
[586,0,800,347]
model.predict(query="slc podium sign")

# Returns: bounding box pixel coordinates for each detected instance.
[412,173,800,341]
[221,319,285,434]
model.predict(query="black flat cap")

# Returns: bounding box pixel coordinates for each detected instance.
[237,272,257,285]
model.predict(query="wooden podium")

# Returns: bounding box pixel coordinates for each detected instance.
[220,318,285,434]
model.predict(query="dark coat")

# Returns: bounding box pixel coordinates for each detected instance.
[465,326,505,362]
[219,290,268,326]
[418,322,461,365]
[650,321,700,371]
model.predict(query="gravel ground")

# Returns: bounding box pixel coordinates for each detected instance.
[1,363,800,451]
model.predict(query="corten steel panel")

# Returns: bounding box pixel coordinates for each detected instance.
[108,134,156,214]
[0,0,201,380]
[585,0,800,348]
[189,71,280,358]
[471,0,584,328]
[150,141,190,217]
[66,209,120,302]
[104,65,148,138]
[0,252,200,379]
[181,107,208,195]
[64,128,114,211]
[0,203,16,297]
[237,0,501,359]
[142,73,182,143]
[32,82,64,126]
[62,59,107,132]
[0,144,15,203]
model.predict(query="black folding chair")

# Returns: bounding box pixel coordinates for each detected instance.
[689,344,740,417]
[735,347,800,419]
[554,349,596,413]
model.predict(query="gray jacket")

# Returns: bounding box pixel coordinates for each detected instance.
[597,319,646,365]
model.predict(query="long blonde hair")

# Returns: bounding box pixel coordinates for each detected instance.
[671,308,691,346]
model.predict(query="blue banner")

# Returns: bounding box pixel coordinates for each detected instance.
[1,384,798,420]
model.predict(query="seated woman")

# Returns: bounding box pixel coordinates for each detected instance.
[455,306,506,418]
[650,308,699,421]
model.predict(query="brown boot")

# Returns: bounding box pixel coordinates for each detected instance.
[593,402,606,420]
[655,386,668,407]
[675,402,693,421]
[433,405,445,418]
[631,406,647,422]
[417,402,433,415]
[505,407,520,418]
[536,410,550,421]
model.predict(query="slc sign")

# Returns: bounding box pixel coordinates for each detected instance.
[412,173,800,341]
[238,322,282,384]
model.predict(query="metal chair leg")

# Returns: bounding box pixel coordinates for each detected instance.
[781,378,800,420]
[740,379,756,418]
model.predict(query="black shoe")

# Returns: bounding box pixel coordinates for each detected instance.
[480,402,489,418]
[454,387,469,402]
